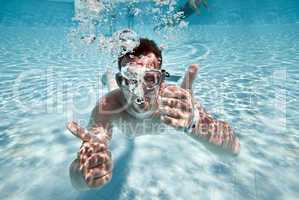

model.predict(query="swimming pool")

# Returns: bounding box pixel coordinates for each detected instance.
[0,0,299,199]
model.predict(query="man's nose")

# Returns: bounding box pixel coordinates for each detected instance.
[135,97,144,105]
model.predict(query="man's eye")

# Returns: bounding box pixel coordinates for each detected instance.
[144,75,155,83]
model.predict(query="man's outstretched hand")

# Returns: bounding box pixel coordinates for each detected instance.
[67,121,112,188]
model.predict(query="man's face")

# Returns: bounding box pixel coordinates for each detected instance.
[119,52,162,115]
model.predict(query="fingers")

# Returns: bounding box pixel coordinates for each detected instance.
[78,142,109,170]
[84,161,113,187]
[81,153,112,179]
[85,172,112,188]
[160,106,179,118]
[85,151,112,169]
[67,121,91,142]
[161,115,189,129]
[160,86,191,100]
[160,97,193,112]
[164,85,190,93]
[80,141,108,154]
[160,106,190,120]
[85,160,112,179]
[159,86,194,129]
[161,115,177,126]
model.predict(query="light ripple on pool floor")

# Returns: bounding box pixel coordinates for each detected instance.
[0,24,299,200]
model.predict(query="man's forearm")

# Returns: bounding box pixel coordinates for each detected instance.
[189,103,240,154]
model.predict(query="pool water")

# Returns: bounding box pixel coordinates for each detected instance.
[0,0,299,200]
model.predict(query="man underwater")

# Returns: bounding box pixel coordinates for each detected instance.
[67,38,240,190]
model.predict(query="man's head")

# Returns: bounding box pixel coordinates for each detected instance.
[116,38,165,118]
[118,38,162,70]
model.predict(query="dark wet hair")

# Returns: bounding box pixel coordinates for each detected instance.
[118,38,162,70]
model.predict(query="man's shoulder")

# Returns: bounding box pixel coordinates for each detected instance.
[97,88,124,110]
[105,88,121,97]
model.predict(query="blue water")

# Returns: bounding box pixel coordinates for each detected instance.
[0,0,299,200]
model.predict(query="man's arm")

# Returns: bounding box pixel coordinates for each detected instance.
[181,64,239,153]
[160,85,240,154]
[188,102,240,154]
[68,90,123,190]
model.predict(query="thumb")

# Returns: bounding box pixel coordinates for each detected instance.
[180,64,199,90]
[66,121,91,142]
